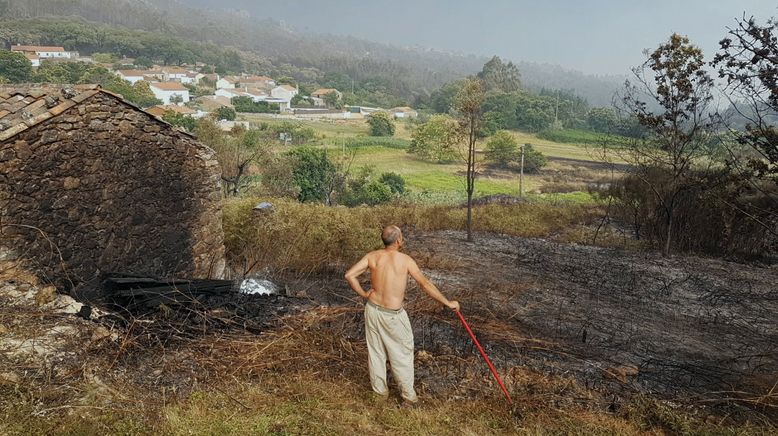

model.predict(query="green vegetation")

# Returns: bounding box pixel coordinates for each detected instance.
[161,111,196,132]
[231,96,279,114]
[366,111,396,137]
[537,128,632,146]
[215,106,237,121]
[342,136,410,149]
[287,147,337,203]
[0,50,32,83]
[408,115,461,162]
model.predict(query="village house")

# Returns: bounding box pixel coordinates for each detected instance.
[11,45,75,60]
[149,82,190,105]
[391,106,418,118]
[0,84,225,287]
[116,70,147,85]
[145,104,206,119]
[216,76,239,89]
[310,88,342,107]
[238,75,276,89]
[24,54,40,68]
[194,95,233,112]
[271,84,298,100]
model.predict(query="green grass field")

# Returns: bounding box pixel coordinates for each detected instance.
[243,116,618,203]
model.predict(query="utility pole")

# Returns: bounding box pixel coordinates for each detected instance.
[519,144,526,198]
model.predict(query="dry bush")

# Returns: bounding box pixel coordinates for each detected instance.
[223,198,599,275]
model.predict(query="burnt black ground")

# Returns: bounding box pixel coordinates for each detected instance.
[290,230,778,420]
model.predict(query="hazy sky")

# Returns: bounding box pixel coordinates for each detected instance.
[188,0,777,75]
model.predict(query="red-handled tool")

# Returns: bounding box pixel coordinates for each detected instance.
[455,310,513,405]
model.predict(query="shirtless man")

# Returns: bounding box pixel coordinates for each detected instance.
[345,225,460,405]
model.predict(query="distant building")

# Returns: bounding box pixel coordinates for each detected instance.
[117,70,148,85]
[194,95,233,112]
[271,85,298,101]
[146,104,198,118]
[149,82,190,105]
[391,106,418,118]
[24,54,40,68]
[216,76,238,89]
[310,88,342,107]
[11,45,75,60]
[238,75,275,89]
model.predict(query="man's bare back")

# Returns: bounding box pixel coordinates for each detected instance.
[345,226,460,312]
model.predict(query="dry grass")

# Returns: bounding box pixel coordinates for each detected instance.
[222,198,601,276]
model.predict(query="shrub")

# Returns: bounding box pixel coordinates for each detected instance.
[521,144,548,173]
[408,115,461,162]
[215,106,236,121]
[379,172,405,194]
[366,112,396,137]
[484,130,519,168]
[222,198,598,275]
[287,147,336,203]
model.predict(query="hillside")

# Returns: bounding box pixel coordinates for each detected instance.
[0,0,622,106]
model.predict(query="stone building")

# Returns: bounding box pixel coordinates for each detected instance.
[0,85,225,292]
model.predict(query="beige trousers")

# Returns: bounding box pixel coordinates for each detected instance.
[364,301,417,402]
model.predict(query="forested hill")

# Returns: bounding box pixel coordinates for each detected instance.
[0,0,622,106]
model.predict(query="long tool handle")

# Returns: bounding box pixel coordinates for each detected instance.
[455,310,513,405]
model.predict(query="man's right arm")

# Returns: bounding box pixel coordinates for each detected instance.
[345,254,372,299]
[407,257,460,311]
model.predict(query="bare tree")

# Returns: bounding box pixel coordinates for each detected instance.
[617,34,716,256]
[455,78,485,242]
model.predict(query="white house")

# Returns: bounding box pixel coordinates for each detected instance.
[24,54,40,68]
[239,75,276,89]
[216,76,238,89]
[391,106,418,118]
[149,82,190,105]
[11,45,74,60]
[265,97,291,112]
[163,67,191,82]
[116,70,147,85]
[271,85,298,101]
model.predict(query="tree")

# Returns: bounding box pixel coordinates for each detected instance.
[713,15,778,178]
[195,119,270,196]
[0,50,33,83]
[484,131,519,168]
[367,111,396,136]
[215,106,236,121]
[477,56,521,93]
[134,56,154,68]
[162,111,196,132]
[586,107,618,133]
[408,115,461,162]
[429,80,465,114]
[287,147,337,203]
[618,33,716,256]
[323,91,342,109]
[455,78,485,242]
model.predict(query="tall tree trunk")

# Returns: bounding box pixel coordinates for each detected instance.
[466,116,476,242]
[663,209,673,257]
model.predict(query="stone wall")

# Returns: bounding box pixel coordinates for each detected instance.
[0,92,225,292]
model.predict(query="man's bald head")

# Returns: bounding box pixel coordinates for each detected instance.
[381,225,402,247]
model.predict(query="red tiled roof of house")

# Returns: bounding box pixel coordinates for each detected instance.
[117,70,148,77]
[312,88,339,97]
[150,82,188,91]
[11,45,65,53]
